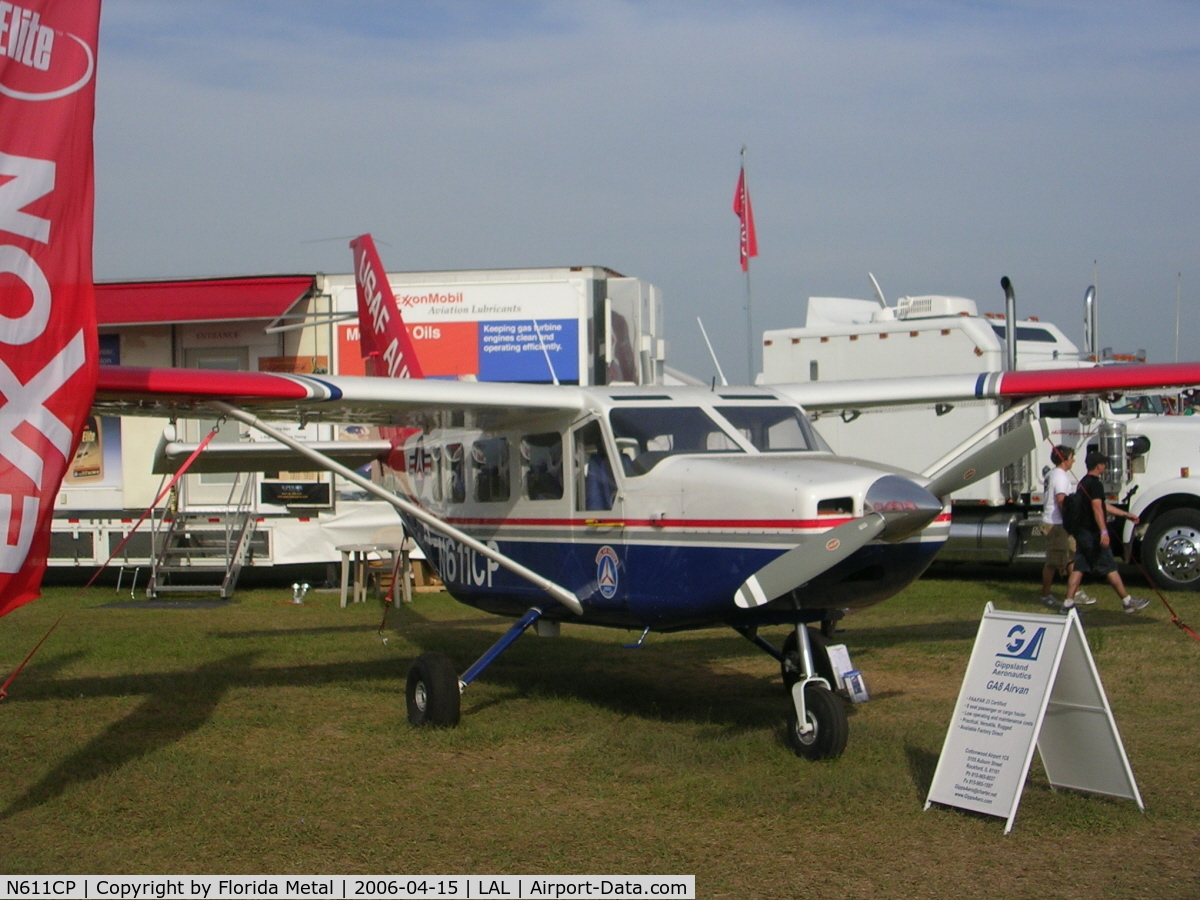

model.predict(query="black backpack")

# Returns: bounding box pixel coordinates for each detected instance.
[1061,484,1093,536]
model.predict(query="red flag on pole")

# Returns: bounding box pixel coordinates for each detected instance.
[0,1,102,616]
[733,167,758,272]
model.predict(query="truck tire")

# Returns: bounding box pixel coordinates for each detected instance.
[1141,508,1200,591]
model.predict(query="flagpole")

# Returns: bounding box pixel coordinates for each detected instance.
[742,146,755,383]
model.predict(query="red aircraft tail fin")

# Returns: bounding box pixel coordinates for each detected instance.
[349,234,423,379]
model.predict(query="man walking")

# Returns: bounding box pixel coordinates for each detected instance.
[1063,451,1150,613]
[1040,445,1091,609]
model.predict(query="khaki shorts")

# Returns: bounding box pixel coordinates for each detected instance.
[1044,524,1076,573]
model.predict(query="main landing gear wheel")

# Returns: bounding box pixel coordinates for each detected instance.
[786,684,848,761]
[1142,509,1200,591]
[406,652,461,727]
[780,626,837,690]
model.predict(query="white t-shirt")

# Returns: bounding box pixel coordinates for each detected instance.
[1043,467,1074,526]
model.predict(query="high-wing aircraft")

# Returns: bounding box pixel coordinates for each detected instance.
[80,237,1200,761]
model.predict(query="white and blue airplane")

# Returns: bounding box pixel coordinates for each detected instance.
[90,237,1200,760]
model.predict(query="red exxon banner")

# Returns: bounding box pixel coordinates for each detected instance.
[0,1,102,616]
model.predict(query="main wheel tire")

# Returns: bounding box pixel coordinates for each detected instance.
[1141,509,1200,591]
[780,626,837,690]
[406,652,461,727]
[786,684,848,760]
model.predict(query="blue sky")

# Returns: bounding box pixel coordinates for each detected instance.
[93,1,1200,380]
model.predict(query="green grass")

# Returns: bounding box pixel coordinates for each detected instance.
[2,571,1199,899]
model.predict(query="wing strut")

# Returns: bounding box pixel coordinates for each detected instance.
[210,402,585,616]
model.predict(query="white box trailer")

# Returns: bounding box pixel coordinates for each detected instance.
[762,293,1200,590]
[51,266,666,577]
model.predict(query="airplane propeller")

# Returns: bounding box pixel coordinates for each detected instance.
[734,512,886,608]
[734,474,942,609]
[923,418,1049,498]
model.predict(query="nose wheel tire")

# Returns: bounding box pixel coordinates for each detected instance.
[1142,509,1200,591]
[406,652,461,727]
[786,684,848,760]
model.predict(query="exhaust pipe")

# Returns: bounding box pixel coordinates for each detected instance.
[1084,285,1098,362]
[1001,276,1016,372]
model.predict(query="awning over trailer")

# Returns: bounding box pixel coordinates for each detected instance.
[95,275,317,326]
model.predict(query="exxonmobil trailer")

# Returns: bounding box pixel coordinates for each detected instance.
[48,266,666,574]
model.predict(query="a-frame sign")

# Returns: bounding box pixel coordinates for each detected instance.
[926,603,1143,833]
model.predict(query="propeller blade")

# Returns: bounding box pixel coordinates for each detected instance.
[734,512,886,608]
[924,418,1049,498]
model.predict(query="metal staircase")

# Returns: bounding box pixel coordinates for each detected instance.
[147,475,257,599]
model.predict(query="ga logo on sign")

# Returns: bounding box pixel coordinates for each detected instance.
[996,624,1046,661]
[595,545,619,599]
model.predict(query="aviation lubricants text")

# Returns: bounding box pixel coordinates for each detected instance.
[0,5,55,71]
[426,303,521,317]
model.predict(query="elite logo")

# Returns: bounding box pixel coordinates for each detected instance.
[0,3,95,101]
[996,624,1046,661]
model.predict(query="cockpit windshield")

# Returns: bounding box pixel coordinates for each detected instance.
[1108,395,1166,416]
[714,406,827,452]
[609,407,742,475]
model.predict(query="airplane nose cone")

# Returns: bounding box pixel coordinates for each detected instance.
[865,474,943,542]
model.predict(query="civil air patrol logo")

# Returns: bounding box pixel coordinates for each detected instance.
[596,545,619,599]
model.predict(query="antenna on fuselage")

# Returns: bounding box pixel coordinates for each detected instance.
[868,272,887,309]
[532,319,560,386]
[697,317,728,386]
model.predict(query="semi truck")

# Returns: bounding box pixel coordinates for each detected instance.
[761,288,1200,590]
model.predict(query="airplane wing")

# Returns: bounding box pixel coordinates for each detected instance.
[94,365,588,425]
[99,361,1200,423]
[774,362,1200,412]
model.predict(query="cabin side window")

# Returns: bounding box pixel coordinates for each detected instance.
[522,432,564,501]
[573,420,616,511]
[472,437,510,503]
[444,443,465,503]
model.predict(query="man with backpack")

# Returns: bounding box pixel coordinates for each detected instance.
[1062,451,1150,613]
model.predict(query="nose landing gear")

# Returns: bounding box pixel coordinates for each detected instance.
[736,621,850,760]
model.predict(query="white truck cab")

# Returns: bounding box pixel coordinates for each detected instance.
[761,292,1200,590]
